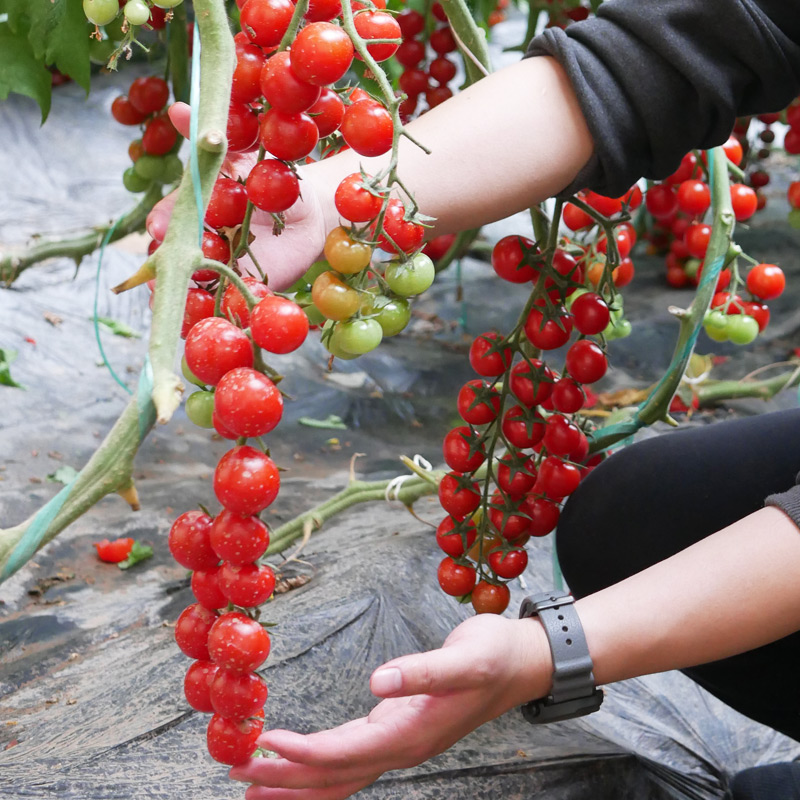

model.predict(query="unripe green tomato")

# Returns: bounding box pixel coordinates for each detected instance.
[134,154,166,182]
[181,356,206,387]
[726,314,759,345]
[565,287,588,310]
[373,297,411,337]
[703,310,728,335]
[384,253,435,296]
[323,322,359,360]
[83,0,119,26]
[88,37,116,65]
[788,208,800,230]
[614,318,632,338]
[684,258,702,281]
[124,0,151,26]
[122,167,151,193]
[160,154,184,184]
[104,14,127,40]
[294,289,326,326]
[337,318,383,354]
[186,391,215,428]
[154,0,184,7]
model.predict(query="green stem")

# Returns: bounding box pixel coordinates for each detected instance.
[197,258,260,307]
[696,368,800,406]
[0,186,162,286]
[432,228,481,273]
[168,3,190,104]
[438,0,492,85]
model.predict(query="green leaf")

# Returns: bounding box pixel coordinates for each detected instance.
[0,23,52,121]
[46,465,80,484]
[0,348,24,389]
[118,540,154,570]
[297,414,348,430]
[95,316,142,338]
[5,0,91,93]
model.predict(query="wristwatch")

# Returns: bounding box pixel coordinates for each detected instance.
[518,591,604,724]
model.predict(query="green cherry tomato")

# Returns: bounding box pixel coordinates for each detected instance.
[89,38,117,65]
[726,314,759,345]
[683,258,702,281]
[788,208,800,230]
[373,296,411,337]
[703,310,729,342]
[186,391,215,428]
[182,356,206,387]
[153,0,184,7]
[124,0,151,26]
[83,0,119,26]
[323,322,359,360]
[337,318,383,354]
[161,154,184,184]
[614,318,632,338]
[384,253,435,296]
[122,167,151,193]
[134,154,166,182]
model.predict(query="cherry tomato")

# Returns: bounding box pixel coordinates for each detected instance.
[492,235,537,283]
[214,368,283,438]
[341,100,393,157]
[247,159,301,213]
[488,549,528,580]
[312,271,360,320]
[442,426,486,473]
[111,95,148,125]
[214,446,280,516]
[746,263,785,300]
[308,88,345,136]
[523,307,573,350]
[210,668,268,721]
[495,453,537,498]
[436,516,477,557]
[250,295,310,353]
[570,292,610,335]
[354,11,401,62]
[206,713,263,766]
[93,537,134,563]
[128,76,169,114]
[438,472,481,520]
[677,179,711,216]
[240,0,294,47]
[437,557,476,596]
[471,581,511,614]
[219,562,276,607]
[142,115,178,155]
[525,495,560,536]
[324,226,373,274]
[384,253,434,294]
[175,603,218,660]
[260,51,321,113]
[259,108,319,162]
[184,317,253,386]
[565,339,607,384]
[469,332,512,377]
[509,359,554,407]
[191,567,228,611]
[169,510,218,570]
[457,379,500,425]
[290,22,355,86]
[206,177,248,229]
[730,183,758,221]
[184,660,219,712]
[501,405,546,448]
[210,510,270,565]
[550,377,586,414]
[537,456,581,498]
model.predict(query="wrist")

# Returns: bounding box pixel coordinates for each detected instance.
[510,616,555,708]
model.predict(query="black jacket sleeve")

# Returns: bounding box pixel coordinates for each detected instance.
[526,0,800,197]
[766,477,800,526]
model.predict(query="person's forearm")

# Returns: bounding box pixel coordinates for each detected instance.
[571,506,800,687]
[309,56,594,235]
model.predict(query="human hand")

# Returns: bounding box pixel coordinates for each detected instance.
[145,102,337,291]
[229,613,551,799]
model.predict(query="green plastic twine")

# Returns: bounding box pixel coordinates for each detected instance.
[94,218,133,394]
[189,21,204,247]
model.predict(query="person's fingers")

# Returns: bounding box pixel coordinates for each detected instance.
[370,646,487,698]
[244,774,380,800]
[168,101,191,138]
[146,190,178,242]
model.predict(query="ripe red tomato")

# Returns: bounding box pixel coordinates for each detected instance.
[471,581,510,614]
[335,173,383,222]
[184,317,254,386]
[457,379,500,425]
[213,446,280,516]
[220,276,272,327]
[210,510,271,565]
[142,115,178,155]
[437,557,476,596]
[543,414,582,457]
[583,190,622,217]
[435,516,477,557]
[290,22,355,86]
[175,603,219,660]
[305,0,341,21]
[491,235,537,283]
[191,567,228,611]
[169,510,218,570]
[206,713,263,766]
[247,159,301,212]
[429,25,456,54]
[746,263,785,300]
[570,292,610,335]
[206,177,248,229]
[208,611,272,672]
[399,68,429,98]
[677,179,711,216]
[509,359,554,407]
[684,222,712,259]
[210,668,268,721]
[442,426,486,473]
[525,495,560,536]
[550,377,586,414]
[340,100,393,157]
[250,295,310,353]
[495,454,537,498]
[488,494,530,541]
[722,135,744,166]
[469,331,512,376]
[232,42,267,104]
[240,0,294,47]
[377,198,424,253]
[259,108,320,161]
[425,85,452,108]
[397,8,425,37]
[219,562,276,607]
[730,183,758,221]
[111,95,149,125]
[260,51,321,113]
[665,151,698,185]
[214,368,283,438]
[562,202,594,231]
[645,184,678,220]
[501,405,546,448]
[438,472,481,520]
[395,38,426,68]
[307,88,345,136]
[93,537,134,563]
[184,660,219,713]
[788,181,800,210]
[429,56,457,84]
[565,339,607,384]
[537,456,581,498]
[741,301,770,331]
[354,11,402,61]
[523,307,573,350]
[488,549,528,580]
[128,76,169,114]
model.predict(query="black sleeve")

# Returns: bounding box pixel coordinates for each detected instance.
[766,476,800,529]
[525,0,800,197]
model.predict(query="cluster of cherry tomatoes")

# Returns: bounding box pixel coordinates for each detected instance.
[435,232,612,614]
[110,74,182,192]
[84,0,179,36]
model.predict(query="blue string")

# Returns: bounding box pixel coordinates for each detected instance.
[189,22,204,247]
[137,354,157,441]
[94,218,133,395]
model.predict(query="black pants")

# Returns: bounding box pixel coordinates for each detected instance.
[556,408,800,743]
